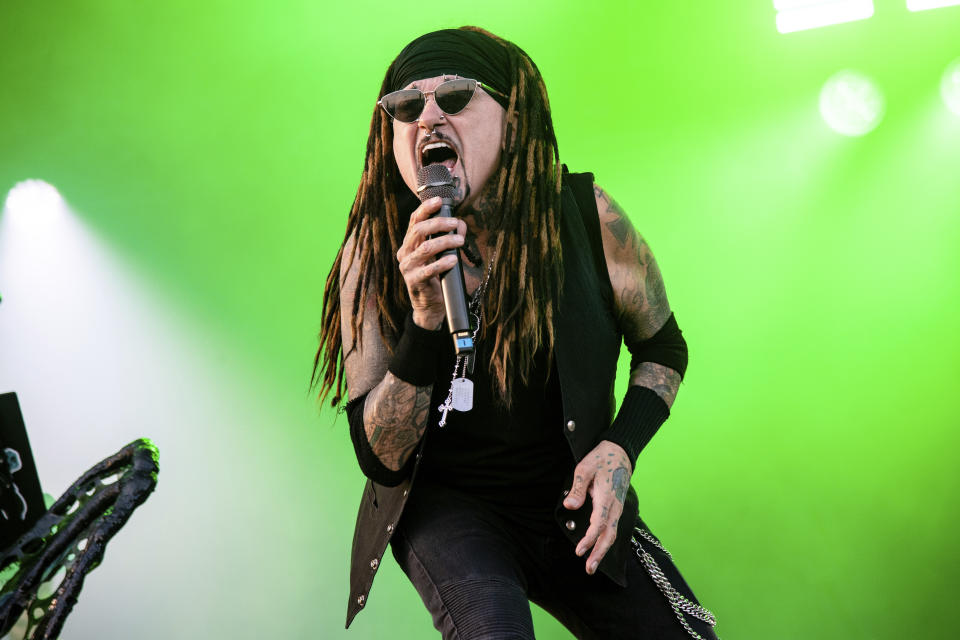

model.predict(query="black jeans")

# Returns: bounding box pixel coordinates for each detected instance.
[391,483,718,640]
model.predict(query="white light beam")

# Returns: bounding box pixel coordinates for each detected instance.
[775,0,875,33]
[907,0,960,11]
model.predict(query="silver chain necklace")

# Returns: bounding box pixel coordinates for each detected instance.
[437,248,496,427]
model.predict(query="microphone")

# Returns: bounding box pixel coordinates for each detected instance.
[416,165,474,357]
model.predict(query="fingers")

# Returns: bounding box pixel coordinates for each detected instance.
[563,461,596,510]
[415,232,465,263]
[564,445,628,575]
[583,503,621,574]
[396,198,468,309]
[397,198,463,264]
[572,495,622,575]
[407,197,455,239]
[408,216,463,249]
[405,253,459,283]
[397,234,463,278]
[409,199,466,235]
[408,196,443,225]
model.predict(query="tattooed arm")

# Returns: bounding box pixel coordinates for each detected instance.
[595,183,681,407]
[341,198,467,475]
[340,234,433,473]
[359,375,432,472]
[562,183,681,574]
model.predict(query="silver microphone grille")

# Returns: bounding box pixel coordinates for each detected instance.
[416,164,456,202]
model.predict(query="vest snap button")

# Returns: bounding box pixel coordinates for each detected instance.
[386,524,394,534]
[357,594,366,607]
[566,419,576,432]
[370,558,379,570]
[566,519,576,531]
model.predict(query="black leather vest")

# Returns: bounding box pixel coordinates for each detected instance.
[345,172,636,628]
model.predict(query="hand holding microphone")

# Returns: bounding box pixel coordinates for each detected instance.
[395,165,475,356]
[395,167,468,338]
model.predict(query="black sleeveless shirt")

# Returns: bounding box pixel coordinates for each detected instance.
[414,175,606,533]
[416,336,571,531]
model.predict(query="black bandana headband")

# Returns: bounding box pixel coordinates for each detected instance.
[386,28,512,110]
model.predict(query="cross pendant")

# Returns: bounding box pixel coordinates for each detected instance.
[438,402,452,428]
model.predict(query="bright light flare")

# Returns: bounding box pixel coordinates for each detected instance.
[2,179,72,248]
[3,179,66,221]
[775,0,874,33]
[906,0,960,11]
[819,70,885,136]
[942,58,960,116]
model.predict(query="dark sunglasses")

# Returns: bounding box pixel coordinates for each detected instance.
[378,78,508,123]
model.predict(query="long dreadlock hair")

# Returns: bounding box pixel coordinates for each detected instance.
[313,26,563,410]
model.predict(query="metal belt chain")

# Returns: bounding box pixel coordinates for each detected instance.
[631,527,719,640]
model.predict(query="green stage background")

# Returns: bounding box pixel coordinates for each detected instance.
[1,1,958,638]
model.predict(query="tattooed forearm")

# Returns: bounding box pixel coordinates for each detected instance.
[630,362,682,408]
[363,372,432,471]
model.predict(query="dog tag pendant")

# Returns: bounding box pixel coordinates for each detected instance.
[450,378,474,412]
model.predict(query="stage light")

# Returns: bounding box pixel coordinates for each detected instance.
[4,179,64,214]
[2,180,67,231]
[819,70,885,136]
[907,0,960,11]
[775,0,874,33]
[942,58,960,116]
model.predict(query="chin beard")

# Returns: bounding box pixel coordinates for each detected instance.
[453,179,469,206]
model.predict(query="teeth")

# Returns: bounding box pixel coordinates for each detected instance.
[420,141,458,166]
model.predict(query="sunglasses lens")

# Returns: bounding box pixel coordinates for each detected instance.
[381,90,424,123]
[435,79,476,115]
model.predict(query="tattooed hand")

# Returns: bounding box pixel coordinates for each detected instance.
[563,440,632,575]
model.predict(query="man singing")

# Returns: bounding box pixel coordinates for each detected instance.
[314,26,719,640]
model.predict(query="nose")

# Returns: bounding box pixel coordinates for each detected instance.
[418,93,445,132]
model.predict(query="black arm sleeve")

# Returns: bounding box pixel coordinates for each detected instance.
[625,312,688,380]
[598,387,670,469]
[387,312,448,385]
[600,313,688,468]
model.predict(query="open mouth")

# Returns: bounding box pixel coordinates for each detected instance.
[420,141,459,172]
